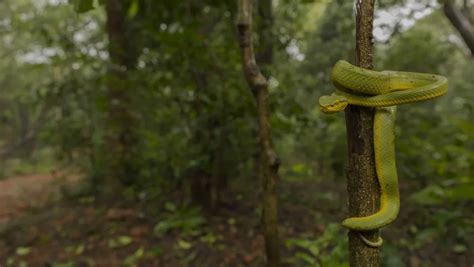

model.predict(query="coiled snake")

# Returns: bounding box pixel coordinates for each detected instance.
[319,60,448,247]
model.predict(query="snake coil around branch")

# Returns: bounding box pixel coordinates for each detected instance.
[319,60,448,247]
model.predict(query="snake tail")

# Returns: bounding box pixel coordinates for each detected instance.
[358,232,384,247]
[342,106,400,231]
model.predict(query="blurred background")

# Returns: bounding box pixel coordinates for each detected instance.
[0,0,472,266]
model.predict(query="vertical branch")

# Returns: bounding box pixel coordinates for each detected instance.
[237,0,281,266]
[105,0,138,186]
[256,0,273,67]
[443,1,474,56]
[237,0,268,93]
[345,0,380,266]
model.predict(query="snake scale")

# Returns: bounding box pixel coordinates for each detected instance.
[319,60,448,247]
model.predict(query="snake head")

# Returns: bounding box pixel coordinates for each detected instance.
[319,94,348,113]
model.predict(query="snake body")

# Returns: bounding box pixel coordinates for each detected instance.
[319,60,448,242]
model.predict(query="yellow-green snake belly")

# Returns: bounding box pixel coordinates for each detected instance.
[319,60,448,234]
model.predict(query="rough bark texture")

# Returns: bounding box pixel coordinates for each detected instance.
[237,0,281,266]
[345,0,380,266]
[105,0,138,186]
[443,1,474,56]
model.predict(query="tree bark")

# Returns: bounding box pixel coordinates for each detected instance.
[345,1,380,266]
[237,0,281,266]
[105,0,138,186]
[443,1,474,56]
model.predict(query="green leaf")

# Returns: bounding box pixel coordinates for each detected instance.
[153,220,175,235]
[94,0,105,7]
[16,247,31,256]
[177,239,192,250]
[295,252,316,265]
[108,236,133,248]
[410,185,445,205]
[452,244,467,254]
[164,202,176,212]
[75,244,85,255]
[447,184,474,201]
[69,0,94,13]
[124,247,144,265]
[7,257,15,266]
[128,0,140,18]
[291,163,308,175]
[150,246,162,255]
[118,236,133,246]
[200,232,219,244]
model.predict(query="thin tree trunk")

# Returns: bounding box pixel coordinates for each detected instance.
[443,2,474,56]
[255,3,279,265]
[211,125,227,211]
[105,0,138,186]
[237,0,281,266]
[189,68,227,212]
[345,1,380,266]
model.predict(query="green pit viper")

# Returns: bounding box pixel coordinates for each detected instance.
[319,60,448,247]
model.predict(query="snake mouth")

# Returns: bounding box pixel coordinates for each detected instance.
[320,104,346,113]
[319,95,348,113]
[319,101,348,114]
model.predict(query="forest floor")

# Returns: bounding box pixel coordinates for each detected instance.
[0,172,472,267]
[0,171,79,224]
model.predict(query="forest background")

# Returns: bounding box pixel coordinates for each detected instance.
[0,0,473,266]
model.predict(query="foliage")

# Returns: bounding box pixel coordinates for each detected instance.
[0,0,472,265]
[285,224,348,267]
[153,203,206,237]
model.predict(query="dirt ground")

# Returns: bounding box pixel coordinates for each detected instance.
[0,172,271,267]
[0,173,472,267]
[0,171,79,224]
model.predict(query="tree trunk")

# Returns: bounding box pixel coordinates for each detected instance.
[188,68,228,212]
[443,2,474,56]
[105,0,138,187]
[345,1,380,266]
[211,125,227,211]
[237,0,281,266]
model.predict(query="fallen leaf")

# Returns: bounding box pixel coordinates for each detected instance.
[108,235,133,248]
[177,239,192,250]
[16,247,31,256]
